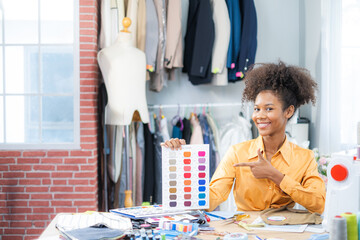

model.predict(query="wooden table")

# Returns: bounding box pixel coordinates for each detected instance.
[39,212,317,240]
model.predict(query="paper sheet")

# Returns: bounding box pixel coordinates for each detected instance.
[56,212,132,231]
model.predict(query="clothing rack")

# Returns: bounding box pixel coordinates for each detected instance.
[148,102,244,109]
[148,102,251,120]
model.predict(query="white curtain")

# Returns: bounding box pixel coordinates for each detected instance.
[318,0,360,154]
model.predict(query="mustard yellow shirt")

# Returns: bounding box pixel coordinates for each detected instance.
[209,136,326,214]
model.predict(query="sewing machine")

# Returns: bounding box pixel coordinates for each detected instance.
[322,149,360,231]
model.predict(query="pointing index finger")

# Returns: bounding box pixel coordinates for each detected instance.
[233,162,256,167]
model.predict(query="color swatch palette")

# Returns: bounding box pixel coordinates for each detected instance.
[162,144,209,210]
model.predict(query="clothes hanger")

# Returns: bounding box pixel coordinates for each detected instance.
[171,104,184,130]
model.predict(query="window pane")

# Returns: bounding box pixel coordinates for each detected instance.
[41,46,73,94]
[0,10,3,44]
[42,96,74,143]
[5,96,40,143]
[5,46,39,94]
[340,48,360,145]
[40,0,74,44]
[342,2,360,47]
[0,48,3,93]
[26,96,40,143]
[0,97,3,143]
[3,0,39,44]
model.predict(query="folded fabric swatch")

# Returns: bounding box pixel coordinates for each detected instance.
[57,223,126,240]
[260,205,322,225]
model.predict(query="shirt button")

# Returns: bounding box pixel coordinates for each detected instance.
[269,186,272,190]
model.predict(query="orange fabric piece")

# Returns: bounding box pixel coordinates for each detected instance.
[209,136,326,214]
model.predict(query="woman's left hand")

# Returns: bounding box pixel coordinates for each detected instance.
[233,149,284,185]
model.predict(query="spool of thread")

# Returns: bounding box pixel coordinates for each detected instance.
[341,212,358,240]
[330,215,347,240]
[224,232,248,240]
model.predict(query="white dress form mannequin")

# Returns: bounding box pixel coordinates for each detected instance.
[98,18,149,125]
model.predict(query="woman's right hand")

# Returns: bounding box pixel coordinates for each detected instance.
[160,138,186,150]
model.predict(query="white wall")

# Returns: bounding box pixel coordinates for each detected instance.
[300,0,322,148]
[146,0,301,104]
[145,0,324,137]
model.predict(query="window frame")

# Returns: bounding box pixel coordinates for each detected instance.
[0,0,80,149]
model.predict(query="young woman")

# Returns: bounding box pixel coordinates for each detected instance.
[162,61,325,214]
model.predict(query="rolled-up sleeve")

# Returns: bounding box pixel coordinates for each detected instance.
[280,156,326,214]
[208,146,237,211]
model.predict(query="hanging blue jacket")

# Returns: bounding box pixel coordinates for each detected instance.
[230,0,258,82]
[225,0,242,81]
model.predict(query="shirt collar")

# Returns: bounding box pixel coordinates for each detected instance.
[248,135,291,165]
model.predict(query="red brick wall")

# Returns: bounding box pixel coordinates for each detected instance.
[0,1,99,239]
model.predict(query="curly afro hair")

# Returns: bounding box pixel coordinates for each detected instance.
[242,61,317,111]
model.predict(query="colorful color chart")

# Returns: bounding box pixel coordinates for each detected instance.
[162,144,209,210]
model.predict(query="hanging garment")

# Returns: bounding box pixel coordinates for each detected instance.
[135,123,144,206]
[218,115,252,212]
[206,113,221,168]
[233,0,257,82]
[125,0,139,46]
[130,123,137,204]
[210,0,231,86]
[99,0,119,48]
[219,115,252,158]
[149,0,167,92]
[172,119,183,139]
[206,113,220,157]
[164,0,183,81]
[199,114,217,177]
[116,141,127,208]
[137,0,146,51]
[143,123,155,203]
[106,125,123,183]
[189,114,204,144]
[98,82,109,210]
[145,0,159,74]
[181,0,189,51]
[153,117,164,204]
[183,0,215,85]
[116,0,125,34]
[160,117,170,142]
[182,117,192,144]
[225,0,242,81]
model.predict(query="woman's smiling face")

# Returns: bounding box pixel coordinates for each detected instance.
[252,90,293,137]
